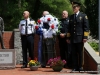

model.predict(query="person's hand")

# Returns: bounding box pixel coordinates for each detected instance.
[60,33,65,38]
[83,39,87,43]
[66,39,70,43]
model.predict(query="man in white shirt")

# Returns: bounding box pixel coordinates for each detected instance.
[19,11,36,68]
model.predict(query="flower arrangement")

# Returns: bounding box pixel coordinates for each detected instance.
[28,59,40,67]
[47,57,66,67]
[47,18,51,21]
[37,19,41,24]
[35,14,59,39]
[56,21,62,35]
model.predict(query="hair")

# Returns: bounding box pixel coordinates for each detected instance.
[24,11,30,15]
[62,10,68,14]
[43,11,49,16]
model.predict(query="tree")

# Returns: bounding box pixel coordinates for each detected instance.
[0,0,28,30]
[0,0,73,31]
[30,0,73,20]
[84,0,98,38]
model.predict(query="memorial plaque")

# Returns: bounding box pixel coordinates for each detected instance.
[0,49,16,69]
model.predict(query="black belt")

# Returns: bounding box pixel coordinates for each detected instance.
[21,34,33,36]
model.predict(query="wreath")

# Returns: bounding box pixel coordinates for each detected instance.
[35,14,59,38]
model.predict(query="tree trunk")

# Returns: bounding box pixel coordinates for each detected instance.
[32,0,41,19]
[18,0,21,8]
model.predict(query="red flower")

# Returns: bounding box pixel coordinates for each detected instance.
[51,24,54,29]
[37,19,41,24]
[35,25,39,30]
[47,18,51,21]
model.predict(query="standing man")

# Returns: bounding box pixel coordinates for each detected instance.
[67,1,89,72]
[19,11,36,68]
[0,17,5,49]
[58,10,70,67]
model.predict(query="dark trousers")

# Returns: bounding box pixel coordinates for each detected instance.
[59,38,68,60]
[0,33,5,49]
[42,38,55,66]
[71,42,84,69]
[21,35,34,65]
[58,38,72,67]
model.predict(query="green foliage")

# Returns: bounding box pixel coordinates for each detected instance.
[0,0,28,30]
[0,0,73,31]
[0,0,98,38]
[84,0,98,38]
[88,42,99,52]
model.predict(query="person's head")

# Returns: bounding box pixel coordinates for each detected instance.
[62,10,68,19]
[72,2,81,13]
[42,11,49,16]
[23,11,30,19]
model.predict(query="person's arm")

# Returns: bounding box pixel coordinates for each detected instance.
[66,18,71,43]
[1,17,4,33]
[19,22,21,31]
[83,14,89,42]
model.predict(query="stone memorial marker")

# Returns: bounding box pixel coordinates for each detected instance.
[0,49,16,69]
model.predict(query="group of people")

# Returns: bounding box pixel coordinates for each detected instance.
[19,1,89,72]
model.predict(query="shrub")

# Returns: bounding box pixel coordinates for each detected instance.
[88,42,99,52]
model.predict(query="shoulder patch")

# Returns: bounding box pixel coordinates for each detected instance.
[67,20,69,22]
[85,16,88,19]
[34,21,36,24]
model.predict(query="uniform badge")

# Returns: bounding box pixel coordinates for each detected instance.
[85,16,88,19]
[67,20,69,22]
[79,16,82,20]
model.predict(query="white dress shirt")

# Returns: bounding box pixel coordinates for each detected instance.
[19,18,36,35]
[76,11,80,17]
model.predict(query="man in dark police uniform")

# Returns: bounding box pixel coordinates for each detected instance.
[58,10,71,67]
[67,1,89,72]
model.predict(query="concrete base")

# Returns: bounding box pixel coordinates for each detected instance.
[0,49,16,69]
[84,42,100,74]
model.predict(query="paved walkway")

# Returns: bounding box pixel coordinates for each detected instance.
[0,65,92,75]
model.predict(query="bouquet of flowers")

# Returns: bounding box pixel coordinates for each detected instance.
[28,59,40,67]
[47,57,66,67]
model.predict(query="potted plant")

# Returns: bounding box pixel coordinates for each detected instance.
[47,57,66,71]
[28,59,40,71]
[47,57,66,72]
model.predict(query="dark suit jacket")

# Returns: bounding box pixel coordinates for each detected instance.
[58,18,69,40]
[67,12,89,43]
[60,18,69,33]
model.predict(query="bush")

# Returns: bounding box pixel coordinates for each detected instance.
[88,42,99,52]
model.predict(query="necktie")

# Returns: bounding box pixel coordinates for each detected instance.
[74,14,77,21]
[25,20,27,35]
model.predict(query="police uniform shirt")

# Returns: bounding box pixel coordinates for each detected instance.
[67,11,89,43]
[60,18,69,35]
[19,18,36,35]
